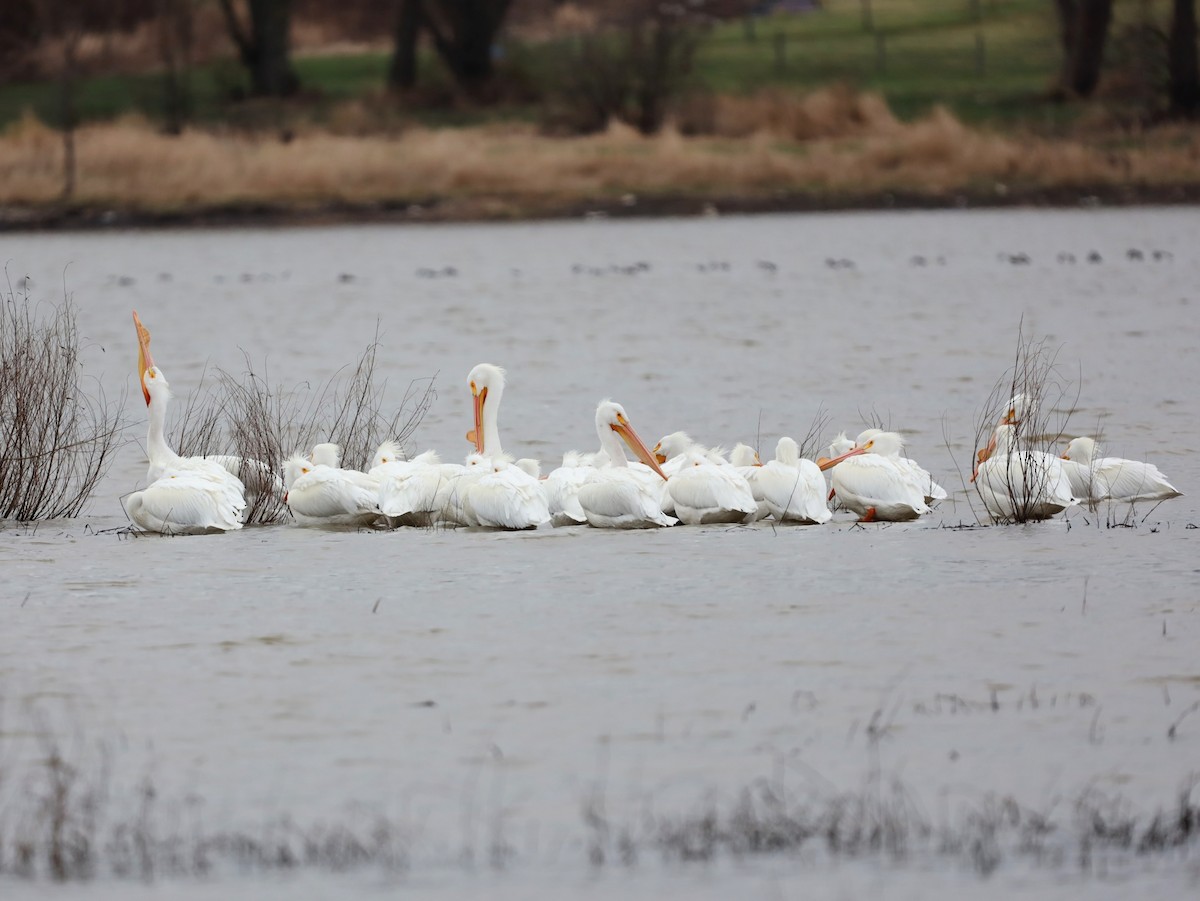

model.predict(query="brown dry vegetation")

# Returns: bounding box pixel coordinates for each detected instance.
[2,88,1199,221]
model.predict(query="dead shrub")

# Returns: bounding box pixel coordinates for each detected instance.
[0,274,124,521]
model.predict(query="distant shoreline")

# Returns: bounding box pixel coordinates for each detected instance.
[5,183,1200,232]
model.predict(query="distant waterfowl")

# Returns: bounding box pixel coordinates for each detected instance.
[852,429,947,504]
[463,454,550,530]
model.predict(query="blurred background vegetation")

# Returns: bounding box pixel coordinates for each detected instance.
[0,1,1196,214]
[1,1,1196,136]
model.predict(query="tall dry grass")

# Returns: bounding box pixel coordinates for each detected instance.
[2,91,1198,215]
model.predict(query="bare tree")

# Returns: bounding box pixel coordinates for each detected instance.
[217,0,299,97]
[388,0,423,92]
[1168,0,1199,112]
[157,0,196,133]
[1054,0,1114,98]
[421,0,513,98]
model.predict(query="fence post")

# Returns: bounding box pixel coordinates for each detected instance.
[774,32,786,75]
[744,15,756,43]
[975,31,986,78]
[874,31,886,75]
[861,0,874,33]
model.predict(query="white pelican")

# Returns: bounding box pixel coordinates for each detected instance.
[464,454,551,530]
[757,437,832,524]
[309,441,381,492]
[819,432,932,522]
[133,311,246,494]
[1061,436,1182,504]
[854,428,948,503]
[377,451,466,527]
[826,431,854,459]
[467,363,508,456]
[282,454,382,527]
[124,470,245,534]
[543,450,602,527]
[972,425,1077,521]
[668,449,758,525]
[578,402,676,529]
[729,444,769,521]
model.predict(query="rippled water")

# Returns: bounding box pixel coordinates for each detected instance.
[2,208,1199,899]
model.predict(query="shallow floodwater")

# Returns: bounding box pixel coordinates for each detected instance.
[2,208,1199,899]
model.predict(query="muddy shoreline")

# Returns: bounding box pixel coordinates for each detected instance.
[5,182,1200,232]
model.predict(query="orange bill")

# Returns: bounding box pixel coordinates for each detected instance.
[614,415,668,480]
[470,386,487,453]
[133,310,154,405]
[818,446,865,472]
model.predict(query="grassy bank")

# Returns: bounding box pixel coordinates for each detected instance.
[2,93,1199,229]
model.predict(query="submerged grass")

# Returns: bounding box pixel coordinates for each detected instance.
[1,95,1198,221]
[3,697,1197,884]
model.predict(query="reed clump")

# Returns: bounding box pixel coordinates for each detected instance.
[970,326,1078,524]
[168,337,435,525]
[0,275,124,521]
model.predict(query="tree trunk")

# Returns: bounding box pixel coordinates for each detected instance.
[218,0,298,97]
[422,0,513,98]
[388,0,422,91]
[1053,0,1112,98]
[1168,0,1199,112]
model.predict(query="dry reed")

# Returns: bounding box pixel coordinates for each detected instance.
[2,92,1197,216]
[971,324,1079,524]
[170,334,435,525]
[0,274,124,521]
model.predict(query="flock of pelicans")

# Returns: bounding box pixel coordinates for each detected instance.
[123,312,1183,535]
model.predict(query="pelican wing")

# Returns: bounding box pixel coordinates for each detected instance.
[289,468,380,518]
[1095,458,1181,502]
[126,473,245,533]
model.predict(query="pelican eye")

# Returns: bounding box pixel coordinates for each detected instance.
[470,381,477,393]
[864,441,874,449]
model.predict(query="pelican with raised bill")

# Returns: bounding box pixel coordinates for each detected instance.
[127,311,247,533]
[578,402,676,529]
[819,432,931,522]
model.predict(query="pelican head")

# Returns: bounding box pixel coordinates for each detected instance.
[1062,436,1097,464]
[597,400,667,480]
[774,436,801,466]
[730,443,762,467]
[858,431,904,458]
[283,453,314,490]
[826,431,854,458]
[372,440,402,468]
[309,442,342,468]
[467,363,506,454]
[653,431,694,465]
[1000,393,1036,426]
